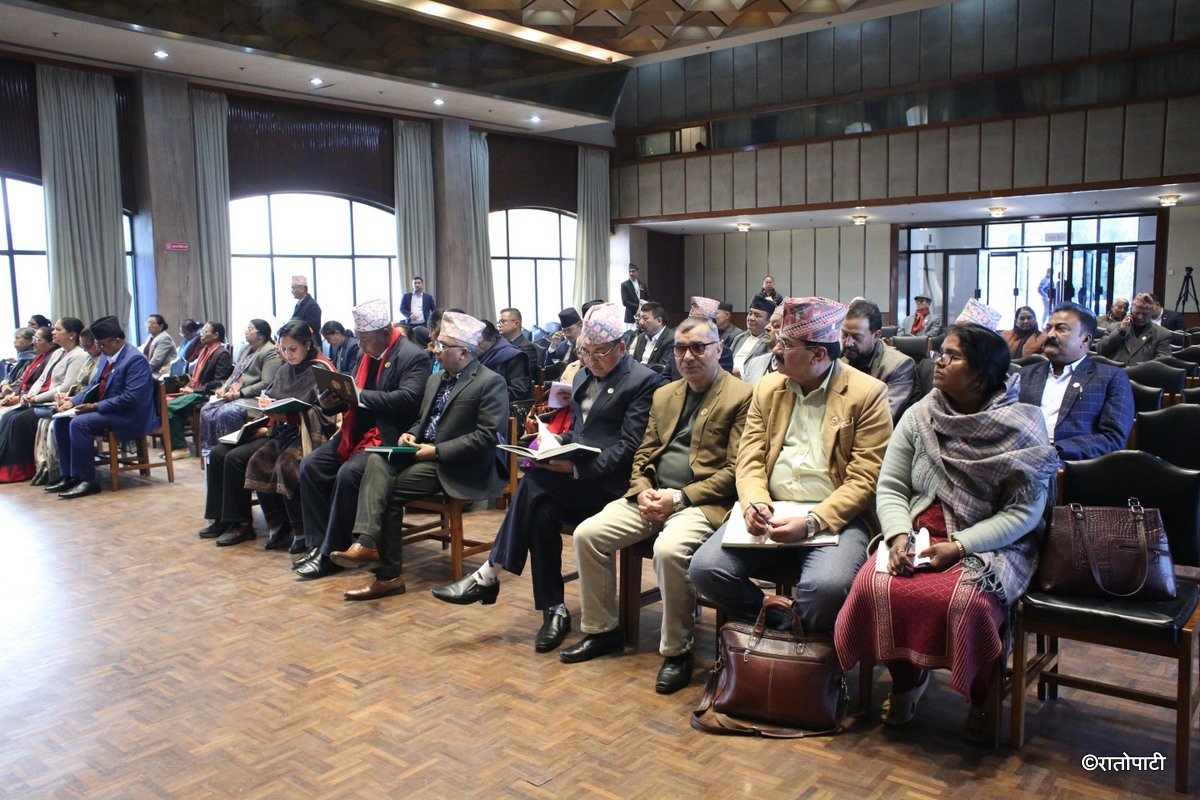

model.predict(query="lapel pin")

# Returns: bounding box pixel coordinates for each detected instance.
[384,361,391,368]
[607,388,614,394]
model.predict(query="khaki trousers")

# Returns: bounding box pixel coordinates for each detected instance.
[573,497,715,657]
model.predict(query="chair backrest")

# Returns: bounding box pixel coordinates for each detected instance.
[879,325,898,339]
[1184,386,1200,405]
[1088,353,1123,368]
[1135,405,1200,471]
[930,333,947,353]
[1174,344,1200,364]
[1157,356,1200,377]
[1125,360,1186,395]
[1169,330,1189,348]
[892,335,930,362]
[1013,353,1048,368]
[1128,380,1164,413]
[1062,450,1200,566]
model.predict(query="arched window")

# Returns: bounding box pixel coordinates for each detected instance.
[489,208,576,329]
[229,193,399,332]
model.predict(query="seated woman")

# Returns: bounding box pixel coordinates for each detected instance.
[165,321,233,457]
[1,327,37,395]
[321,320,360,374]
[1000,305,1047,358]
[196,319,279,458]
[0,325,53,408]
[33,328,100,485]
[198,320,336,549]
[835,323,1057,740]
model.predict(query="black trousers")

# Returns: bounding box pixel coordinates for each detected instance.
[353,454,441,580]
[489,469,616,610]
[204,438,270,524]
[299,436,370,553]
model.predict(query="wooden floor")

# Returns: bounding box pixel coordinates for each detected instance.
[0,458,1191,798]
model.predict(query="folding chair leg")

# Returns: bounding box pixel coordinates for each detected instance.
[1176,627,1195,793]
[449,507,464,581]
[137,438,150,476]
[108,435,119,491]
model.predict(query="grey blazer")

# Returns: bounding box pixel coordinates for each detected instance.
[222,341,280,398]
[142,331,178,375]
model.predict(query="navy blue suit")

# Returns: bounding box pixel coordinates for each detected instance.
[490,354,661,609]
[1018,355,1134,461]
[399,291,435,325]
[54,342,158,482]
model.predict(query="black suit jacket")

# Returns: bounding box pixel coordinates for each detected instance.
[620,278,648,323]
[342,336,432,445]
[292,294,322,334]
[1160,310,1186,331]
[509,333,540,373]
[631,326,675,374]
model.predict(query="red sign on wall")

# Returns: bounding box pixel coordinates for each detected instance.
[164,241,190,252]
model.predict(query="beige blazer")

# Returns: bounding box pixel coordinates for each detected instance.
[736,362,893,533]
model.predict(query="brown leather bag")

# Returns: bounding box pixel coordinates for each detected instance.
[1037,498,1176,600]
[691,595,848,738]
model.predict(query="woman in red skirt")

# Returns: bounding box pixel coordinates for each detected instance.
[835,322,1058,741]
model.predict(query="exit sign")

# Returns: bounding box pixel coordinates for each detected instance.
[164,241,190,252]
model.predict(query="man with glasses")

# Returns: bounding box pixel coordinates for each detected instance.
[431,303,661,652]
[330,311,509,601]
[690,297,892,634]
[48,316,158,499]
[497,307,539,373]
[561,317,753,692]
[840,298,915,422]
[293,299,431,579]
[1094,291,1173,366]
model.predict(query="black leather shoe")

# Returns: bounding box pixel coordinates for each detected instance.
[263,525,292,550]
[287,538,309,555]
[198,521,230,539]
[295,556,343,580]
[534,610,571,653]
[59,480,101,499]
[45,476,78,493]
[430,575,500,605]
[292,547,319,570]
[654,651,695,695]
[559,628,624,664]
[30,468,48,486]
[216,526,256,547]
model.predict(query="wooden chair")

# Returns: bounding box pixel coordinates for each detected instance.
[494,416,520,510]
[101,382,175,491]
[400,496,492,582]
[892,335,931,362]
[1012,451,1200,792]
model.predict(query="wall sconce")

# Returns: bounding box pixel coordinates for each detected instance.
[989,206,1007,218]
[851,215,868,226]
[1159,194,1181,207]
[736,222,751,233]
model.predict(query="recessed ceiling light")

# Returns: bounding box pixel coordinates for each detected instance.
[153,49,169,59]
[530,115,542,123]
[989,206,1007,218]
[433,98,445,106]
[852,215,868,226]
[736,222,751,232]
[1159,194,1181,207]
[310,77,324,87]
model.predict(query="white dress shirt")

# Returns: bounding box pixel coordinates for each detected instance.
[1038,354,1087,442]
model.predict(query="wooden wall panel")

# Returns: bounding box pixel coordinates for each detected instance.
[710,153,734,211]
[889,11,921,87]
[982,0,1019,73]
[683,54,711,119]
[1013,116,1049,187]
[703,234,725,299]
[1048,111,1086,185]
[637,162,662,217]
[768,230,792,296]
[834,22,862,96]
[839,227,866,302]
[780,145,807,206]
[733,46,758,111]
[947,125,981,193]
[917,128,948,196]
[807,28,835,99]
[859,136,889,199]
[660,160,687,216]
[618,164,639,219]
[710,49,734,115]
[793,228,816,296]
[814,227,841,298]
[832,139,860,203]
[806,141,833,205]
[1122,100,1166,179]
[756,149,781,208]
[860,18,891,91]
[659,60,686,122]
[636,64,661,128]
[1163,95,1200,176]
[1091,0,1132,55]
[1130,0,1176,48]
[733,151,758,210]
[683,235,703,302]
[725,233,747,304]
[864,224,893,308]
[979,121,1014,190]
[1083,107,1124,183]
[919,3,952,83]
[757,40,783,108]
[780,34,808,105]
[950,0,984,78]
[685,157,711,214]
[1053,0,1092,62]
[745,231,769,301]
[1017,0,1055,67]
[1178,0,1200,39]
[887,132,918,198]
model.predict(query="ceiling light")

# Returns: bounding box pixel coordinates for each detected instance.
[530,115,541,123]
[851,215,867,226]
[433,98,445,106]
[989,206,1007,218]
[736,222,751,233]
[1159,194,1181,207]
[310,77,324,87]
[152,49,169,59]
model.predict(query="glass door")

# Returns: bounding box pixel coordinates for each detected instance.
[1069,246,1115,316]
[983,251,1019,325]
[946,250,980,324]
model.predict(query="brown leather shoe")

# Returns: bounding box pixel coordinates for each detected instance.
[344,576,406,601]
[330,542,381,569]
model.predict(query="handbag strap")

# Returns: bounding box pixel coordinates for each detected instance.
[689,660,843,739]
[1073,500,1150,598]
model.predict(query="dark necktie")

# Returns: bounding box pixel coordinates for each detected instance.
[420,374,458,443]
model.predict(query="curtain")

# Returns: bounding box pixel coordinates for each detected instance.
[394,120,436,296]
[466,131,495,320]
[574,146,610,308]
[36,64,127,326]
[191,90,231,327]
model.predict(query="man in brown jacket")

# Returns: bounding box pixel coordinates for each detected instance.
[690,297,893,633]
[560,317,754,694]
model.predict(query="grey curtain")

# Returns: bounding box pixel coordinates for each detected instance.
[394,120,436,298]
[466,131,495,320]
[191,90,231,327]
[574,146,610,307]
[36,64,127,325]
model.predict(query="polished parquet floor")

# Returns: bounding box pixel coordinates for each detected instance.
[0,459,1191,798]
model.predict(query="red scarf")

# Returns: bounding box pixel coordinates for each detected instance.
[912,307,929,334]
[337,328,401,461]
[188,341,221,390]
[18,352,49,394]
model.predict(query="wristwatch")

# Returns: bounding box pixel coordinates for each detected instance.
[671,489,685,509]
[804,515,818,539]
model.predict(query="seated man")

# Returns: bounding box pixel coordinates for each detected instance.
[1094,292,1173,366]
[542,307,582,381]
[898,294,941,336]
[690,298,892,632]
[741,307,782,386]
[293,299,431,578]
[47,316,158,499]
[331,312,509,600]
[430,303,661,650]
[716,301,743,348]
[1019,303,1134,461]
[562,317,753,693]
[840,298,915,422]
[729,295,776,377]
[630,301,674,374]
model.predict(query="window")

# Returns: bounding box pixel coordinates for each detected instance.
[0,176,49,357]
[490,209,577,329]
[229,193,399,334]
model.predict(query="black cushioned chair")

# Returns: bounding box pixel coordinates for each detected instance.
[1173,345,1200,364]
[880,325,898,339]
[892,335,930,362]
[1135,406,1200,471]
[1012,353,1048,368]
[1183,387,1200,405]
[1011,451,1200,793]
[1088,353,1124,368]
[1127,361,1188,405]
[1159,356,1200,378]
[1130,380,1165,414]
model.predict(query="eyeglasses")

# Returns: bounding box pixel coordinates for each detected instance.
[672,340,720,357]
[930,350,967,366]
[774,338,823,354]
[577,343,619,360]
[95,337,118,348]
[434,341,467,353]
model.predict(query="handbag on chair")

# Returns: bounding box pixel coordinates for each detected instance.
[1037,498,1176,600]
[691,595,848,738]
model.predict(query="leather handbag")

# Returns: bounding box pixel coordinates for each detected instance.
[691,595,848,738]
[1037,498,1176,600]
